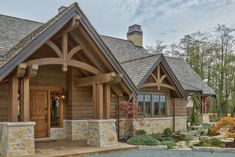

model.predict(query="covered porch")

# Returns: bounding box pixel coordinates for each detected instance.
[0,5,136,157]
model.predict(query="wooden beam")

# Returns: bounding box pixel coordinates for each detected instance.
[138,83,176,91]
[46,40,63,58]
[62,32,68,72]
[111,85,123,97]
[15,63,27,78]
[68,45,82,59]
[157,66,160,90]
[150,74,158,83]
[65,15,81,33]
[21,77,30,121]
[120,81,131,95]
[25,58,64,66]
[75,72,116,87]
[25,64,38,78]
[104,83,110,119]
[160,74,167,83]
[9,77,18,122]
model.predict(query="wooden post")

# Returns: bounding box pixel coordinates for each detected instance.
[97,83,103,119]
[92,83,97,119]
[173,98,176,132]
[104,84,110,119]
[21,78,30,121]
[9,77,19,122]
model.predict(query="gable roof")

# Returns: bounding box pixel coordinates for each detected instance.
[101,36,215,96]
[120,54,187,98]
[0,3,215,97]
[0,2,138,97]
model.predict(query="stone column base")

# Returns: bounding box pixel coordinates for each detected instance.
[87,119,118,147]
[0,122,35,157]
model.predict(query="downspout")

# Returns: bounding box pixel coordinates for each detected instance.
[173,98,176,132]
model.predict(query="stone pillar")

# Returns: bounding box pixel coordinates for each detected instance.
[87,119,118,147]
[0,122,35,157]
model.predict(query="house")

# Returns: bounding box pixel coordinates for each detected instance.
[0,3,214,157]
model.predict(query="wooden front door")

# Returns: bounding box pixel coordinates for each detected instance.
[30,90,49,138]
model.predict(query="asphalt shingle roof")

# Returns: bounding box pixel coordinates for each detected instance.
[0,6,215,96]
[101,36,215,96]
[0,15,42,65]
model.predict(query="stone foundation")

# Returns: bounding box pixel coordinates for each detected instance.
[133,117,187,134]
[64,120,88,140]
[0,122,35,157]
[87,119,118,147]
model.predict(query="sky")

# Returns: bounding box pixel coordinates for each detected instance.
[0,0,234,46]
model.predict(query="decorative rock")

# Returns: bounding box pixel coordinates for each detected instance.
[176,141,188,148]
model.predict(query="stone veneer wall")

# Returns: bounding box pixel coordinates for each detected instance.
[87,119,118,147]
[0,122,35,157]
[133,117,187,134]
[64,120,88,140]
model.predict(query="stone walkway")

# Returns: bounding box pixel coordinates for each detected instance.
[27,140,137,157]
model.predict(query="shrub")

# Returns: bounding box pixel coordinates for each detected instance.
[164,128,173,137]
[151,133,161,141]
[161,140,176,149]
[135,129,147,136]
[199,138,224,147]
[127,135,160,146]
[210,117,235,136]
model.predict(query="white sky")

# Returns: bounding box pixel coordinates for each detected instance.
[0,0,234,46]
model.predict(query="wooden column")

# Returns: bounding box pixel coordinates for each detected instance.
[173,98,176,132]
[9,77,19,122]
[104,83,110,119]
[92,83,104,119]
[97,83,103,119]
[92,83,97,119]
[21,78,30,121]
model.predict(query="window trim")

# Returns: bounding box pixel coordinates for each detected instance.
[138,92,168,118]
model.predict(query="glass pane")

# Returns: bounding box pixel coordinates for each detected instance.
[160,95,166,115]
[153,95,159,116]
[51,96,60,127]
[145,94,151,116]
[138,94,144,115]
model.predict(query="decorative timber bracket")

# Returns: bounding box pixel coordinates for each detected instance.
[24,15,102,75]
[138,65,176,91]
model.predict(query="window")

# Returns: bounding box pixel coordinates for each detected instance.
[138,94,144,115]
[145,94,151,116]
[153,95,159,116]
[138,93,167,117]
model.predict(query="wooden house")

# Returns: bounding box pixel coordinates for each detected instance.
[0,3,214,156]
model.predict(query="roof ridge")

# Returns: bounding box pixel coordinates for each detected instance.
[164,55,185,61]
[121,53,161,64]
[0,13,43,24]
[100,34,128,42]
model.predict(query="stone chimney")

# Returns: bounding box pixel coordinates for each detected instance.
[127,24,143,47]
[58,6,67,13]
